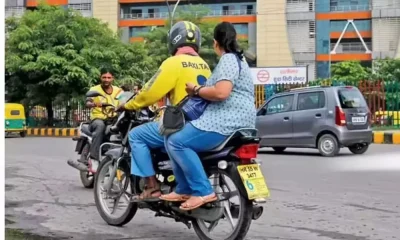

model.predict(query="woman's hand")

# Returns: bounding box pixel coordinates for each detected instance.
[185,83,197,96]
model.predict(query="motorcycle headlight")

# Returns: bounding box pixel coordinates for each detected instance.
[5,121,10,125]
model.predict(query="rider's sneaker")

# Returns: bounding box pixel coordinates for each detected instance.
[88,159,99,174]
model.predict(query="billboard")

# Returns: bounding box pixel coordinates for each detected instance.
[250,66,308,85]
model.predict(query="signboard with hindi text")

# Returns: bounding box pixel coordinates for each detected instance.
[250,66,308,85]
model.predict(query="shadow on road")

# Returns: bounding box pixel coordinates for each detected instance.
[5,228,68,240]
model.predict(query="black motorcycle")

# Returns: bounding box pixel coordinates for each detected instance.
[68,91,133,188]
[93,93,270,240]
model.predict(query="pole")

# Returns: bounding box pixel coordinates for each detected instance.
[328,38,331,79]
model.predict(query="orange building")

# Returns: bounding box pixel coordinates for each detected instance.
[5,0,400,79]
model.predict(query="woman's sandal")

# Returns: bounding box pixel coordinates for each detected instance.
[179,193,218,211]
[131,186,162,202]
[159,192,190,202]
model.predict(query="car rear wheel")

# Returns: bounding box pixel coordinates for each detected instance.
[348,144,369,155]
[272,147,286,153]
[318,134,340,157]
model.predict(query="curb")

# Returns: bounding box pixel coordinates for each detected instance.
[372,132,400,144]
[25,128,400,144]
[27,128,79,137]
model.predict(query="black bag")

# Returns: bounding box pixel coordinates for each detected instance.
[158,97,189,136]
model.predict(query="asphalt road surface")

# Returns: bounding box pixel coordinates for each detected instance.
[5,137,400,240]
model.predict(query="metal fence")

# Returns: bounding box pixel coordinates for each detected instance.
[28,101,89,128]
[27,80,400,129]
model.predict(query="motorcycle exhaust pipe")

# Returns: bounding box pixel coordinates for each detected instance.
[67,159,88,172]
[229,205,263,220]
[252,205,263,220]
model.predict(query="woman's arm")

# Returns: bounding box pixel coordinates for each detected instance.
[195,81,233,101]
[195,54,240,101]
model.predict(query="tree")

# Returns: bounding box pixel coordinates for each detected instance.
[141,5,248,73]
[371,58,400,82]
[6,4,153,125]
[330,60,371,83]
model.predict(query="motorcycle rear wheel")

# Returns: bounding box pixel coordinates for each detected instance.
[192,167,253,240]
[94,156,138,226]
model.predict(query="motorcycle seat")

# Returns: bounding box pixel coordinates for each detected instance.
[207,128,259,152]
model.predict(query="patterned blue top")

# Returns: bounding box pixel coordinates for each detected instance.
[191,53,256,136]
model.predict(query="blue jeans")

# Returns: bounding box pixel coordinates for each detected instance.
[165,123,227,196]
[128,122,164,177]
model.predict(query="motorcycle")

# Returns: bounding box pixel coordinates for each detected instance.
[93,93,270,240]
[67,90,133,188]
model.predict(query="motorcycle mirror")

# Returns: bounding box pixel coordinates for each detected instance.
[86,91,103,98]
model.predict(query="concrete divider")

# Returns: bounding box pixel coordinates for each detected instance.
[372,131,400,144]
[27,128,79,137]
[26,128,400,144]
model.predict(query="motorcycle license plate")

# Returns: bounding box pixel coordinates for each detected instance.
[237,164,270,200]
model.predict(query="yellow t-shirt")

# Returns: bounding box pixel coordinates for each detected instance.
[88,85,123,120]
[124,54,212,110]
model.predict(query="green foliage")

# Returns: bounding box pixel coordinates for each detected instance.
[371,58,400,82]
[140,4,248,73]
[330,60,371,82]
[5,4,153,124]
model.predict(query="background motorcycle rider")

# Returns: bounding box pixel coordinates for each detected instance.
[117,21,211,201]
[85,68,123,173]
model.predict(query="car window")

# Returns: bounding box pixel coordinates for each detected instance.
[297,91,325,110]
[264,95,294,114]
[338,88,367,108]
[10,110,20,115]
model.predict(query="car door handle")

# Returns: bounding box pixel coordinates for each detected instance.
[283,117,290,121]
[315,113,322,118]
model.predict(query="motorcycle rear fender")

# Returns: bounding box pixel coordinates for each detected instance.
[104,147,124,160]
[75,136,88,154]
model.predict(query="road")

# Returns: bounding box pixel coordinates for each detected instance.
[5,137,400,240]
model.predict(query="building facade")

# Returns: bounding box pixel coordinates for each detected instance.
[5,0,400,80]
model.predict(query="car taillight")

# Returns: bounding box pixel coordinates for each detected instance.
[235,144,259,164]
[335,106,346,126]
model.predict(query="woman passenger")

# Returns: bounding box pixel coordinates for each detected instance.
[160,22,256,211]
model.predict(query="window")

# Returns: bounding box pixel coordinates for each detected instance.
[148,8,155,18]
[264,95,294,115]
[338,88,367,108]
[68,3,91,11]
[297,91,325,110]
[130,9,142,18]
[308,1,314,11]
[222,6,229,15]
[309,21,315,38]
[246,5,253,14]
[10,110,20,115]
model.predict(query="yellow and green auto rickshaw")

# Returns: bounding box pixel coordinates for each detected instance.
[5,103,27,137]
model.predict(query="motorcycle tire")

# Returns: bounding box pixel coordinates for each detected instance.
[79,143,94,189]
[192,166,253,240]
[94,156,138,227]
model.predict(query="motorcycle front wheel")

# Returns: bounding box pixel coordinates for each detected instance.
[192,166,253,240]
[79,143,94,189]
[93,156,138,226]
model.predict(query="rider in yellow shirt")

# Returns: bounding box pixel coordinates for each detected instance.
[69,69,123,173]
[119,21,211,201]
